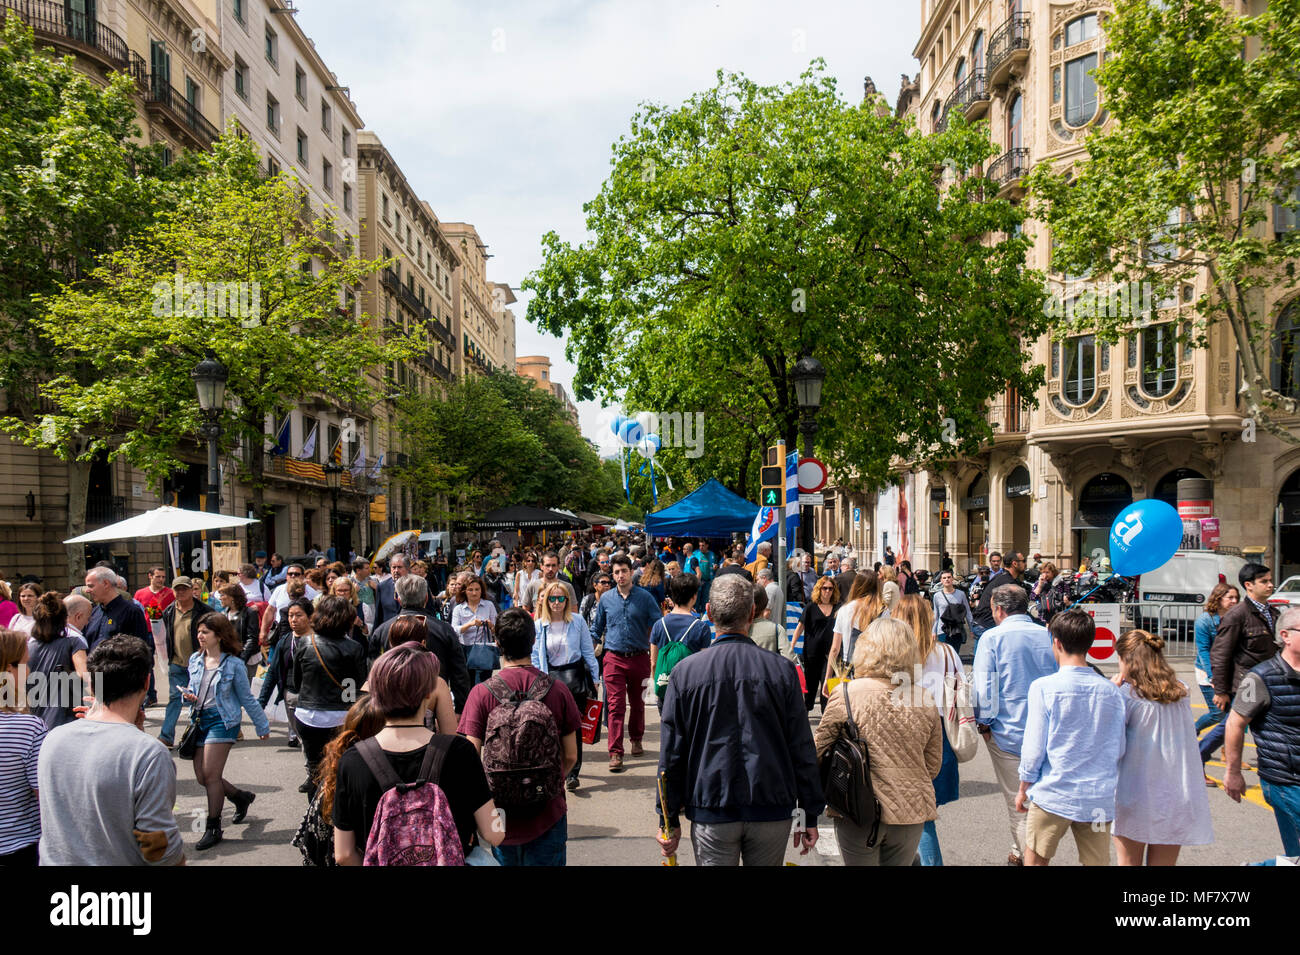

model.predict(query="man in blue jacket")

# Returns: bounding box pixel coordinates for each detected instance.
[655,574,824,866]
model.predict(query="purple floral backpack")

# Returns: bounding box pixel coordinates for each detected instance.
[357,736,465,866]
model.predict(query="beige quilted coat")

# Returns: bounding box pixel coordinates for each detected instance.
[813,677,943,825]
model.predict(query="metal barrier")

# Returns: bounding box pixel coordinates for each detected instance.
[1118,602,1200,658]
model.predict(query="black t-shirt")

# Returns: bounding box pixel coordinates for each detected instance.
[332,735,493,855]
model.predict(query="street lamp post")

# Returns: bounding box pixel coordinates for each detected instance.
[792,351,826,559]
[323,462,344,560]
[192,351,228,514]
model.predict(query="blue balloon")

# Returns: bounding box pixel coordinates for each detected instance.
[1108,498,1183,576]
[609,414,628,437]
[619,418,644,446]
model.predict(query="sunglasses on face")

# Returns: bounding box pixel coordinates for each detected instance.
[547,596,568,603]
[287,571,303,577]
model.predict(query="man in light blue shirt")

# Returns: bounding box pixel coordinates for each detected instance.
[971,584,1056,865]
[591,554,663,772]
[1016,608,1126,866]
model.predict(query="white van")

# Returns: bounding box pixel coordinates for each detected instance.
[1135,550,1248,637]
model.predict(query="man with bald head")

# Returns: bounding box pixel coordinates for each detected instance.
[63,594,93,642]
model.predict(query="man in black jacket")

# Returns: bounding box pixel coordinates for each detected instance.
[373,554,409,628]
[834,557,858,604]
[369,573,470,712]
[973,551,1025,636]
[655,574,824,866]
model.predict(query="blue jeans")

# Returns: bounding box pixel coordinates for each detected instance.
[1260,779,1300,857]
[918,820,943,866]
[1199,692,1235,763]
[492,814,567,866]
[160,663,189,741]
[1195,684,1224,734]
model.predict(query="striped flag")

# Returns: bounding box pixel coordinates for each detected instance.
[745,506,779,562]
[785,450,800,541]
[285,423,324,480]
[329,433,344,465]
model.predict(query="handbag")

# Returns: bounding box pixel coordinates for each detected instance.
[580,696,603,745]
[293,789,337,867]
[550,660,594,701]
[941,646,980,763]
[818,683,881,842]
[176,666,216,759]
[465,642,500,672]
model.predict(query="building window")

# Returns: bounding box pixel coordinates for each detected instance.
[1140,323,1177,397]
[971,29,984,70]
[1063,334,1096,405]
[1007,92,1023,150]
[342,126,351,157]
[322,159,333,194]
[266,154,280,177]
[1147,207,1182,262]
[233,0,244,25]
[265,26,277,66]
[1064,52,1099,126]
[266,93,279,135]
[321,99,331,135]
[296,128,307,164]
[343,183,353,215]
[954,57,966,86]
[1275,184,1299,241]
[1273,303,1300,400]
[185,77,199,111]
[295,64,306,103]
[1065,14,1098,47]
[234,57,248,100]
[161,145,173,168]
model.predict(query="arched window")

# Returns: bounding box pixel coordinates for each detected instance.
[972,30,985,71]
[1063,334,1096,404]
[1065,14,1098,45]
[1007,93,1023,150]
[1063,16,1100,127]
[1273,302,1300,400]
[932,100,943,132]
[1140,322,1177,397]
[955,57,967,87]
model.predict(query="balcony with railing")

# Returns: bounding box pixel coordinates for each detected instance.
[948,70,990,121]
[428,316,454,350]
[988,390,1029,440]
[988,147,1030,197]
[85,494,125,526]
[988,14,1031,88]
[430,354,453,381]
[142,75,220,149]
[1,0,129,71]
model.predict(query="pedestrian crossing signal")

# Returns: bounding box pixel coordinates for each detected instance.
[940,508,950,526]
[760,465,784,508]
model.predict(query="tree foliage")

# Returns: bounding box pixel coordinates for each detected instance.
[1029,0,1300,442]
[395,372,626,518]
[525,62,1046,496]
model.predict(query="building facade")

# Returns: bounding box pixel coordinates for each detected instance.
[443,222,500,376]
[516,356,580,426]
[815,0,1298,578]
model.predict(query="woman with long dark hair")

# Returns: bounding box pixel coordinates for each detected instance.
[292,595,368,800]
[219,584,261,681]
[182,613,270,850]
[25,591,89,729]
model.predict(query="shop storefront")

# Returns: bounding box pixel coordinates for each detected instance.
[961,474,989,570]
[1073,472,1133,569]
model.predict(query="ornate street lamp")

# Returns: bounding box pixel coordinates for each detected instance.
[192,351,228,513]
[792,351,826,556]
[323,462,344,558]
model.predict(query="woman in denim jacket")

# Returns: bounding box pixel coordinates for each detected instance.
[532,581,600,790]
[183,612,270,850]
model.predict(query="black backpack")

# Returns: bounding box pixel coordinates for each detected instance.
[818,684,881,841]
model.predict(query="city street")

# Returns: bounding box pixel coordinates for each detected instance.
[148,658,1286,867]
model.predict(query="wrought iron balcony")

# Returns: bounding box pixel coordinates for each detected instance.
[143,76,219,149]
[428,317,454,350]
[1,0,129,71]
[430,355,452,381]
[85,494,125,526]
[989,14,1031,88]
[951,70,990,120]
[988,147,1030,194]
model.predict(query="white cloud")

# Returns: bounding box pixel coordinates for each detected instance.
[292,0,920,445]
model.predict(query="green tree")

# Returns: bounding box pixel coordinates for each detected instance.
[0,18,182,578]
[525,63,1046,497]
[2,132,417,578]
[1029,0,1300,443]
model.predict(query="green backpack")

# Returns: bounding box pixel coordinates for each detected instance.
[653,617,704,700]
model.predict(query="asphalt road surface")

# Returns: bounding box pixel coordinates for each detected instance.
[146,658,1286,866]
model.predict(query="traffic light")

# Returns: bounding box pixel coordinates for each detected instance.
[761,465,784,508]
[940,508,950,526]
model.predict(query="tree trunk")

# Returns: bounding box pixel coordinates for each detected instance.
[64,456,91,588]
[247,413,268,554]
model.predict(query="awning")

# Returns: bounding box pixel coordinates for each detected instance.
[455,505,588,532]
[63,506,259,543]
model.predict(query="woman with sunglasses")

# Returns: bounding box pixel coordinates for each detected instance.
[532,581,599,790]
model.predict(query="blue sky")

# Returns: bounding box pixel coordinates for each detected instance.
[293,0,921,447]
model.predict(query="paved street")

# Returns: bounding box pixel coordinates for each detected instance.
[147,657,1286,867]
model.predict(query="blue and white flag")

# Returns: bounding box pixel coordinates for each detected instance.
[368,452,385,480]
[745,506,780,562]
[785,451,800,542]
[297,424,317,460]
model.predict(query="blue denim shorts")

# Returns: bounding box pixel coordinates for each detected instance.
[195,707,238,745]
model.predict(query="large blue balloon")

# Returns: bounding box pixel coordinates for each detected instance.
[618,418,644,446]
[609,414,628,437]
[1109,498,1183,576]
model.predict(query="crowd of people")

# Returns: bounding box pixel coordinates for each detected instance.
[0,539,1295,868]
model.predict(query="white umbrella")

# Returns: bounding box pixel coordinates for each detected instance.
[63,505,259,544]
[373,529,419,561]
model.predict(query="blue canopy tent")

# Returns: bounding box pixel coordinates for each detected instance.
[643,479,760,537]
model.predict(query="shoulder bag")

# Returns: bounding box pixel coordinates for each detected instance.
[941,645,980,762]
[177,669,216,759]
[818,683,881,842]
